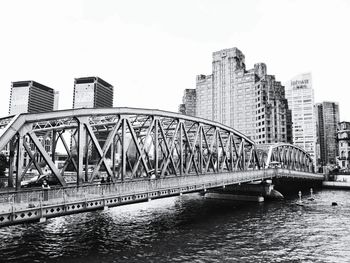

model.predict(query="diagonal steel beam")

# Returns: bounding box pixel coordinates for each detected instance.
[58,132,78,172]
[131,119,155,176]
[84,121,114,180]
[184,123,199,175]
[158,120,177,177]
[126,118,150,177]
[23,141,44,178]
[28,131,67,186]
[160,121,180,177]
[90,118,122,182]
[205,129,217,173]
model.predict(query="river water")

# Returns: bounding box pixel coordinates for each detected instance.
[0,189,350,262]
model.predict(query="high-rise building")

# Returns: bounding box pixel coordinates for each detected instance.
[73,77,114,109]
[178,89,196,116]
[72,77,114,162]
[9,80,56,115]
[196,74,213,121]
[315,101,340,170]
[8,80,57,168]
[195,47,291,144]
[285,73,316,164]
[337,121,350,171]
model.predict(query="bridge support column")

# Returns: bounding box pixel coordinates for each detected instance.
[206,182,284,201]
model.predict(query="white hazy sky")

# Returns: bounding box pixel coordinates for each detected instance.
[0,0,349,120]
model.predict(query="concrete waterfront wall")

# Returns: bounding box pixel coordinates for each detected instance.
[322,181,350,189]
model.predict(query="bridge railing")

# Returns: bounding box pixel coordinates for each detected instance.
[276,168,324,180]
[0,170,276,213]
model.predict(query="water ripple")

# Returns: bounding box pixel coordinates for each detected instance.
[0,190,350,262]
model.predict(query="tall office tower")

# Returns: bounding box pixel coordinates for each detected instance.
[315,101,340,170]
[8,81,57,167]
[253,66,292,144]
[195,47,291,143]
[72,77,114,162]
[196,74,213,120]
[337,121,350,170]
[73,77,114,109]
[285,73,316,164]
[178,89,196,116]
[9,80,56,115]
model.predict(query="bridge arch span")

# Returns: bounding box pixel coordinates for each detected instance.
[0,107,261,188]
[264,143,314,173]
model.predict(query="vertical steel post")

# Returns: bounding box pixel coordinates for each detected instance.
[179,122,183,176]
[216,129,219,172]
[121,118,126,182]
[51,130,56,163]
[85,135,89,182]
[112,135,116,178]
[8,139,15,188]
[77,117,87,186]
[199,126,203,174]
[154,119,158,178]
[242,139,246,170]
[15,134,24,190]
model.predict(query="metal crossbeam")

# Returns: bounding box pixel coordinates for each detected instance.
[0,107,315,189]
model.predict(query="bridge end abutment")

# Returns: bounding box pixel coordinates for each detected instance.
[205,181,284,202]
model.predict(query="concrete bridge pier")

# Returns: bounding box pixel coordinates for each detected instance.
[204,181,284,202]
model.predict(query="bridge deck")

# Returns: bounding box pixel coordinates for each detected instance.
[0,169,323,227]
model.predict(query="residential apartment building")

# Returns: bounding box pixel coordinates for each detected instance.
[285,73,316,165]
[337,121,350,170]
[315,101,340,170]
[195,47,291,144]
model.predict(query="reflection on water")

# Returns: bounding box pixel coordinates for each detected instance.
[1,190,350,262]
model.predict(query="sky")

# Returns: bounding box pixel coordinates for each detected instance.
[0,0,349,120]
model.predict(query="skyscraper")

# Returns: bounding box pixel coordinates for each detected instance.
[196,74,213,121]
[73,77,114,109]
[72,77,114,162]
[8,80,58,167]
[9,80,56,115]
[315,101,340,170]
[195,47,291,144]
[178,89,196,116]
[285,73,316,165]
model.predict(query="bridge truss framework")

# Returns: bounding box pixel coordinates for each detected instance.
[0,108,314,189]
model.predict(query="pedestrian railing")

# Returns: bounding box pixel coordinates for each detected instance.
[0,168,321,215]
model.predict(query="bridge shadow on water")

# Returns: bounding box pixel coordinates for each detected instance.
[0,193,279,263]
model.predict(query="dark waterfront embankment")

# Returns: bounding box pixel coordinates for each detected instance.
[0,189,350,262]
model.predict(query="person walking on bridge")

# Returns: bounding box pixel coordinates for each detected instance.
[42,179,50,201]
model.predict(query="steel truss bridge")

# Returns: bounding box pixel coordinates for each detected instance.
[0,108,322,226]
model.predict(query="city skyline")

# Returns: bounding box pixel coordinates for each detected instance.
[0,0,349,121]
